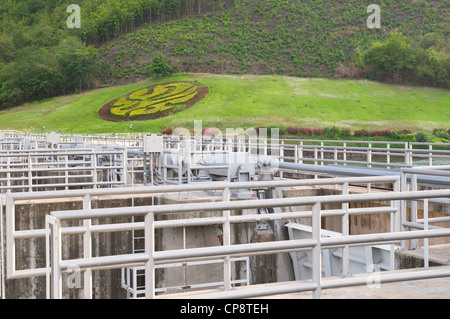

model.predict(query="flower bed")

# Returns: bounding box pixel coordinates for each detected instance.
[161,124,221,137]
[98,81,209,121]
[286,126,415,139]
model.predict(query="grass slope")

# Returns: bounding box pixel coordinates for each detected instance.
[0,73,448,135]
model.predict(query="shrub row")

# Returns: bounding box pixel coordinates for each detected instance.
[161,124,450,144]
[286,126,415,139]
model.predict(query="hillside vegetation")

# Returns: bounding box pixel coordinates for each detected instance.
[100,0,449,86]
[0,73,448,138]
[0,0,448,109]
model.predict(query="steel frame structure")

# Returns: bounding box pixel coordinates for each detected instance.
[4,176,396,281]
[0,148,127,192]
[2,131,450,299]
[2,167,450,299]
[44,184,450,299]
[121,257,250,298]
[3,130,450,169]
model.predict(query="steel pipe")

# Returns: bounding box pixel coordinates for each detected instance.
[51,189,450,220]
[183,265,450,299]
[6,175,400,201]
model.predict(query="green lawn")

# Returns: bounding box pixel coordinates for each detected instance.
[0,73,449,135]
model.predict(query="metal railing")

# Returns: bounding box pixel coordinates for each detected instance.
[400,166,450,257]
[2,130,450,299]
[3,131,450,169]
[121,257,250,298]
[0,148,127,192]
[45,183,450,299]
[4,176,395,282]
[2,176,396,298]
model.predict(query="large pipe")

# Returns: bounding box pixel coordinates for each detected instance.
[272,161,450,189]
[51,188,450,220]
[183,265,450,299]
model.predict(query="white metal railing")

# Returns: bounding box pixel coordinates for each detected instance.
[0,193,4,299]
[2,130,450,299]
[5,176,397,284]
[0,148,127,192]
[400,165,450,258]
[410,142,450,166]
[121,257,250,298]
[3,131,450,169]
[2,132,450,197]
[2,168,449,299]
[45,186,450,299]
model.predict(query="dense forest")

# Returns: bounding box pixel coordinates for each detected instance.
[0,0,448,109]
[0,0,228,108]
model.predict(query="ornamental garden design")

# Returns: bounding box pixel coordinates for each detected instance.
[98,81,209,121]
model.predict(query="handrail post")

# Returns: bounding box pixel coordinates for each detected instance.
[144,212,155,299]
[122,148,128,185]
[299,141,303,164]
[83,219,92,299]
[92,153,97,189]
[5,194,14,280]
[312,202,322,299]
[411,174,418,249]
[0,194,3,299]
[51,217,62,299]
[400,170,408,249]
[393,178,401,233]
[45,215,55,299]
[424,199,429,268]
[386,143,391,169]
[320,141,324,166]
[428,144,433,166]
[82,194,92,299]
[280,140,284,179]
[223,187,232,290]
[341,182,349,277]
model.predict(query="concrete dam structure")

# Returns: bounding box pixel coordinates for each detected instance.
[1,131,450,299]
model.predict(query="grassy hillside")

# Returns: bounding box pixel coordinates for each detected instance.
[0,73,448,135]
[100,0,450,84]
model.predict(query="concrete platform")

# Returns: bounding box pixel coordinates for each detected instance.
[397,244,450,267]
[157,265,450,299]
[265,276,450,299]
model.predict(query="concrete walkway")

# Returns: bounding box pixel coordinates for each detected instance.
[157,265,450,299]
[264,276,450,299]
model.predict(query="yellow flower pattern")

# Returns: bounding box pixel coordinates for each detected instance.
[110,82,201,118]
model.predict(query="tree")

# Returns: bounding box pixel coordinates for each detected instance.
[147,51,173,76]
[362,31,416,83]
[0,33,17,63]
[15,46,61,101]
[415,48,449,87]
[419,33,446,51]
[56,37,101,93]
[0,62,25,109]
[359,31,449,88]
